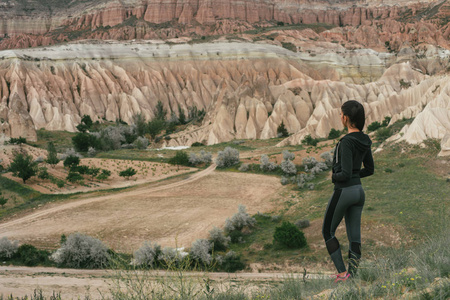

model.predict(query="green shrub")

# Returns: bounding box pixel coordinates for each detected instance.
[66,171,83,183]
[37,167,50,180]
[63,155,80,169]
[375,127,392,142]
[219,251,245,272]
[302,135,318,147]
[168,151,190,166]
[273,221,307,249]
[277,121,289,138]
[328,128,341,139]
[119,167,137,180]
[191,142,204,147]
[15,244,49,266]
[367,121,382,132]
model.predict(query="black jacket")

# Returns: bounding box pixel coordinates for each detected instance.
[332,132,374,189]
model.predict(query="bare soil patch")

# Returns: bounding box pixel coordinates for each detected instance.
[0,169,282,252]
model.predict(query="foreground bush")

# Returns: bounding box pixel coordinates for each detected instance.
[260,154,278,172]
[51,233,110,268]
[273,221,307,249]
[190,239,212,266]
[208,226,231,251]
[215,147,240,168]
[168,151,190,166]
[133,241,162,267]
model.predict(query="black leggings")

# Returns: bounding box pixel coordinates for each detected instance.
[322,185,365,275]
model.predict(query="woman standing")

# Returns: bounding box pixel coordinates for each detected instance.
[322,100,375,282]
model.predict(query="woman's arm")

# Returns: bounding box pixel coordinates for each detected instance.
[360,148,374,178]
[332,139,353,182]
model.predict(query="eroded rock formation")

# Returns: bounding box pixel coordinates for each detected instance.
[0,40,448,153]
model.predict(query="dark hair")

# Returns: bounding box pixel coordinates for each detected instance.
[341,100,365,131]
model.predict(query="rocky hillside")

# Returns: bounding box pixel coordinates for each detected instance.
[0,0,449,154]
[0,0,449,51]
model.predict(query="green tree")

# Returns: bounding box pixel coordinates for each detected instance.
[133,113,147,137]
[37,167,50,180]
[147,119,166,139]
[97,169,111,182]
[76,115,93,132]
[66,171,83,183]
[277,121,289,138]
[86,167,100,180]
[178,105,186,125]
[45,142,59,168]
[154,101,167,121]
[119,167,137,180]
[72,133,98,152]
[63,155,80,169]
[10,152,37,183]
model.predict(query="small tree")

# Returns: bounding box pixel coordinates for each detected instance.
[147,119,166,139]
[37,167,50,180]
[67,171,83,183]
[133,113,147,137]
[86,167,100,180]
[63,155,80,169]
[46,142,59,167]
[10,152,37,183]
[119,167,137,180]
[97,169,111,182]
[178,105,187,125]
[277,121,289,138]
[76,115,93,132]
[154,101,167,121]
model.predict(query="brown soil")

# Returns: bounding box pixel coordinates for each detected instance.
[0,165,282,251]
[0,266,330,299]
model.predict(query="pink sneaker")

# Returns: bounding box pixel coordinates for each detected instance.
[333,273,350,283]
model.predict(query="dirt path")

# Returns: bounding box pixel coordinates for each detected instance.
[0,164,216,234]
[0,266,330,299]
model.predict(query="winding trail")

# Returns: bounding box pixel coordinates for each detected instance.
[0,164,216,234]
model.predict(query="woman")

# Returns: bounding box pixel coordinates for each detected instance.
[322,100,374,282]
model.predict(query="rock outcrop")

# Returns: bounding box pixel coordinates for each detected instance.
[0,0,449,52]
[0,40,448,153]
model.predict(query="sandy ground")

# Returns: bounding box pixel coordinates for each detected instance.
[0,164,283,251]
[0,266,330,299]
